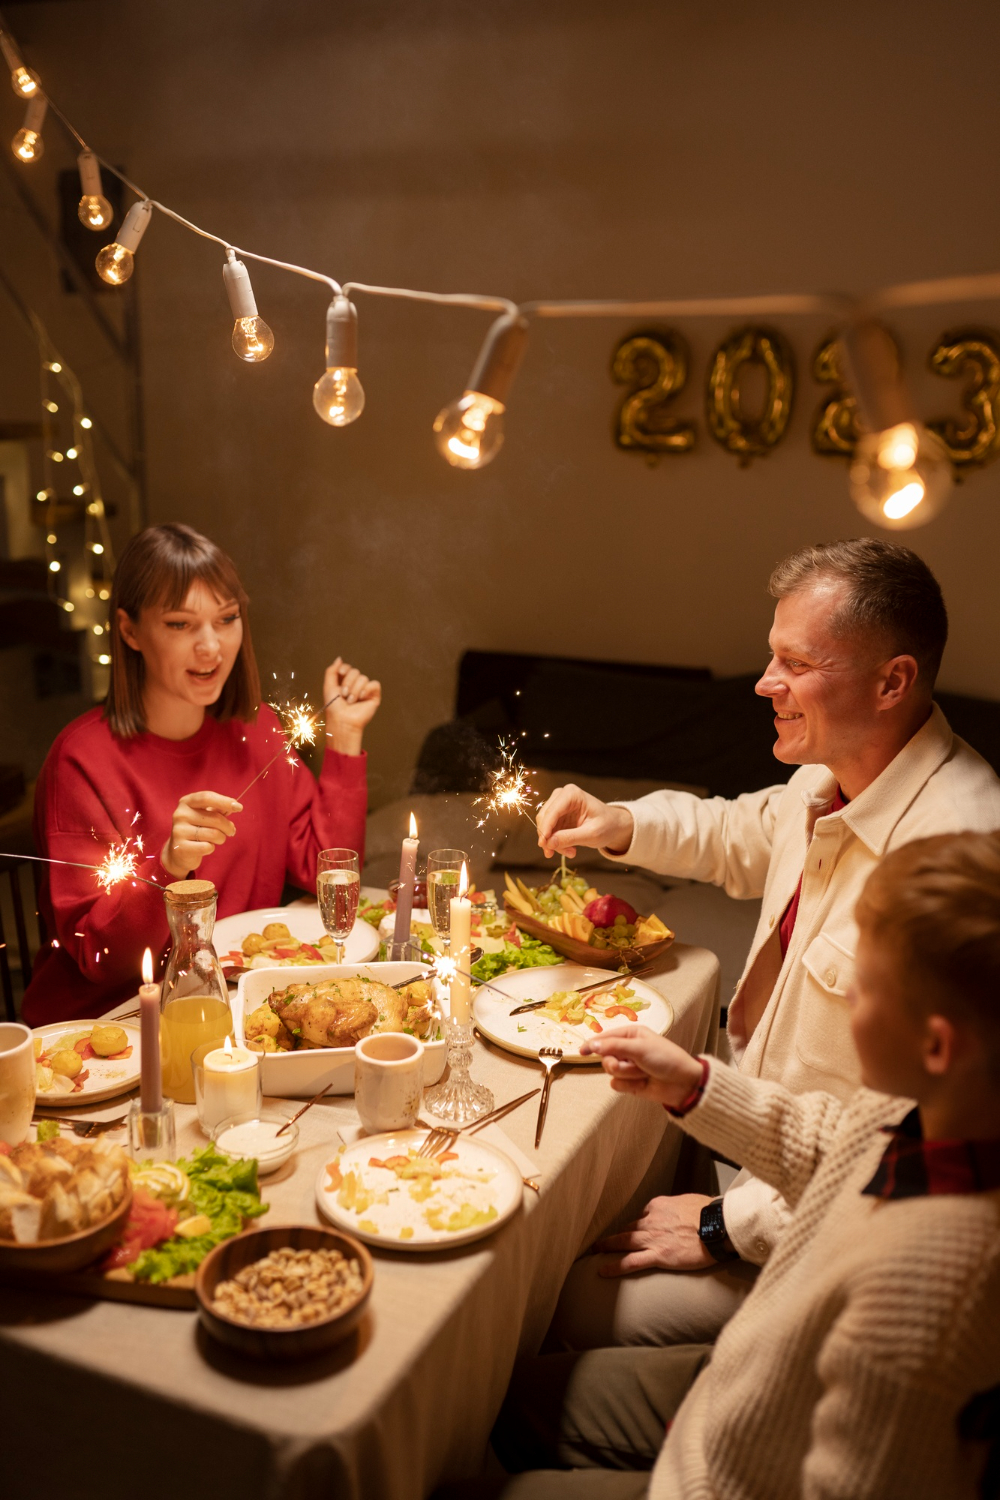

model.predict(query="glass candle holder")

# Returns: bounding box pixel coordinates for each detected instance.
[192,1040,262,1135]
[127,1097,176,1165]
[423,1016,494,1125]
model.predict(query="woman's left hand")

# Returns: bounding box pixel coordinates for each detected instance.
[324,657,381,753]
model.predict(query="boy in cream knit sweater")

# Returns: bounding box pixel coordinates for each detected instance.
[460,831,1000,1500]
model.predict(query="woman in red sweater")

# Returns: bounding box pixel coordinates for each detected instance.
[23,523,380,1024]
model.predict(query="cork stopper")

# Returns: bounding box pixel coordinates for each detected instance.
[165,878,217,905]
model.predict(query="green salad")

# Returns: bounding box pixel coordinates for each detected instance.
[129,1145,268,1284]
[471,932,562,983]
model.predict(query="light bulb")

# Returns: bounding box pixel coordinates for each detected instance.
[79,193,114,231]
[0,34,40,96]
[232,315,274,363]
[12,94,45,162]
[77,151,113,230]
[96,200,152,286]
[12,126,41,162]
[312,367,365,426]
[96,242,134,285]
[433,390,506,469]
[12,65,39,97]
[849,424,952,530]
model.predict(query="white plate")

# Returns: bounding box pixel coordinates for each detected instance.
[472,963,673,1062]
[315,1128,522,1250]
[234,962,447,1098]
[213,906,379,969]
[32,1020,141,1106]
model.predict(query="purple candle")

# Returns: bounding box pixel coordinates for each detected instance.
[139,947,162,1113]
[391,812,419,956]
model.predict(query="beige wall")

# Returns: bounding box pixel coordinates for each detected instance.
[3,0,1000,802]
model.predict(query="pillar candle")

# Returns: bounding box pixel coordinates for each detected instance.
[391,811,419,954]
[200,1041,259,1132]
[139,947,162,1113]
[449,862,473,1024]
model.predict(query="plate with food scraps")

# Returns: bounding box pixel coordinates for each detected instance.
[472,963,673,1062]
[316,1129,522,1250]
[213,907,379,976]
[32,1020,141,1105]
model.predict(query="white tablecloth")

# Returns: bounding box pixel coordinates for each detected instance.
[0,942,719,1500]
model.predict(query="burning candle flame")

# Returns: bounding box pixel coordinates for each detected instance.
[141,947,153,985]
[408,810,418,839]
[224,1035,233,1058]
[458,861,469,899]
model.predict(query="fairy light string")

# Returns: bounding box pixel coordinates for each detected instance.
[4,14,1000,483]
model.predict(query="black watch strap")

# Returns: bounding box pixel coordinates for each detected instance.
[698,1196,738,1262]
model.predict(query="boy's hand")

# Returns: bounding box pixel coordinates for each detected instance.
[579,1024,705,1108]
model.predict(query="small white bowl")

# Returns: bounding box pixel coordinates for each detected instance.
[212,1111,299,1175]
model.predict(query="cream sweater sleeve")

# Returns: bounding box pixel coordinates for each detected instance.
[600,784,787,899]
[679,1059,903,1210]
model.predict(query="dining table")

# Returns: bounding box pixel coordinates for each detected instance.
[0,920,720,1500]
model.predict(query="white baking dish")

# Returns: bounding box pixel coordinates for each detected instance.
[234,962,447,1098]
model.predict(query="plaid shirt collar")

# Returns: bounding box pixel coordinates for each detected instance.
[862,1107,1000,1201]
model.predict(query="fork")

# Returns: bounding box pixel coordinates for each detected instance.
[416,1126,458,1159]
[534,1047,563,1148]
[32,1112,128,1137]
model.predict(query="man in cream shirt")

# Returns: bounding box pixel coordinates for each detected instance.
[537,538,1000,1348]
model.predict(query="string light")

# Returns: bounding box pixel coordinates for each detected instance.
[0,32,39,97]
[433,313,529,469]
[222,249,274,362]
[12,94,46,162]
[95,199,152,285]
[76,149,113,231]
[313,296,364,425]
[840,320,952,529]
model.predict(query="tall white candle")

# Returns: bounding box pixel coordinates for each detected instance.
[391,811,419,955]
[449,862,472,1024]
[200,1039,259,1132]
[139,947,162,1113]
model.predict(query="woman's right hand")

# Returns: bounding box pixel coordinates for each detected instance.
[161,791,242,879]
[536,784,634,859]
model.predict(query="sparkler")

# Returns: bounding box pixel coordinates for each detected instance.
[0,840,163,893]
[474,738,539,830]
[235,690,340,802]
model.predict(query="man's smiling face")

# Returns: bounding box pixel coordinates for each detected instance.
[755,581,887,770]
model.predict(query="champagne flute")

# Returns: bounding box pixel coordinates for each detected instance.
[426,848,468,955]
[317,848,361,964]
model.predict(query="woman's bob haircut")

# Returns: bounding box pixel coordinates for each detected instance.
[104,523,261,738]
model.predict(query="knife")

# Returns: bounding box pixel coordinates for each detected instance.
[509,971,645,1017]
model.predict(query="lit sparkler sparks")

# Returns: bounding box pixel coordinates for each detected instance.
[475,738,539,830]
[433,954,458,985]
[0,843,162,893]
[235,691,340,802]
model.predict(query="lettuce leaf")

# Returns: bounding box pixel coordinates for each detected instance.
[471,935,562,982]
[128,1145,267,1283]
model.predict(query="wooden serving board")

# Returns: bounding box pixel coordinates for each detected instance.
[0,1263,196,1308]
[503,899,674,969]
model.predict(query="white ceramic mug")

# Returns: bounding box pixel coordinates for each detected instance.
[0,1022,36,1146]
[354,1033,425,1134]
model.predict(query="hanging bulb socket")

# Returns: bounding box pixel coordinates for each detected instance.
[223,251,274,362]
[433,311,529,470]
[95,199,152,286]
[839,319,952,530]
[12,94,46,163]
[76,150,114,231]
[313,297,364,425]
[0,33,40,97]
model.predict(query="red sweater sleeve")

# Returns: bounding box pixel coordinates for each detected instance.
[283,747,368,893]
[35,747,171,988]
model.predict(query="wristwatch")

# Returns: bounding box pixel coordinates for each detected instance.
[698,1197,738,1262]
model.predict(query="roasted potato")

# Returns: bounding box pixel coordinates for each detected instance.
[242,933,266,955]
[245,1033,279,1053]
[91,1024,128,1057]
[48,1048,83,1079]
[244,1004,294,1051]
[262,922,292,941]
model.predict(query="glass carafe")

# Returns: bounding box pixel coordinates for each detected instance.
[159,879,232,1104]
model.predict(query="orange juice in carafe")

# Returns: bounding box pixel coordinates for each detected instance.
[159,880,232,1104]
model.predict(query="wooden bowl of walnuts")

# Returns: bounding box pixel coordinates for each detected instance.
[195,1223,373,1360]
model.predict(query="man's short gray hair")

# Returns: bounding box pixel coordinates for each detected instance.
[768,538,948,686]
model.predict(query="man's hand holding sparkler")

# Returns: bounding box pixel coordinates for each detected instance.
[324,657,382,755]
[161,791,242,879]
[536,784,634,860]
